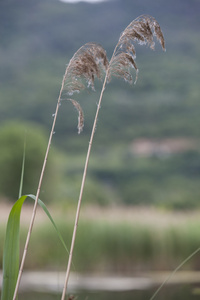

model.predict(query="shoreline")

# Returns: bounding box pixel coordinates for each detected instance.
[1,271,200,293]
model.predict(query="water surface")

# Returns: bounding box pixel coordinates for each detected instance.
[18,284,200,300]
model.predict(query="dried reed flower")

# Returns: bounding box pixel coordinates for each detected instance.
[61,42,108,133]
[64,43,109,95]
[14,42,108,300]
[68,99,84,134]
[108,15,165,84]
[61,16,165,300]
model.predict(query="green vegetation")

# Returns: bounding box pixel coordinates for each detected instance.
[0,0,200,209]
[1,194,69,300]
[0,121,57,202]
[1,209,200,273]
[58,147,200,209]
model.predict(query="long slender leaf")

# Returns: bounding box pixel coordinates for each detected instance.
[28,194,69,254]
[18,140,26,199]
[150,247,200,300]
[1,195,69,300]
[1,195,27,300]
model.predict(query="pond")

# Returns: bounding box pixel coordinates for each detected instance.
[18,285,200,300]
[1,271,200,300]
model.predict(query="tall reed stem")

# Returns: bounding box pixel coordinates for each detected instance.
[12,67,69,300]
[13,14,165,299]
[60,14,165,295]
[60,45,118,299]
[61,73,108,300]
[12,42,108,299]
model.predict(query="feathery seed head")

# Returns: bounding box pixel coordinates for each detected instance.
[62,43,108,133]
[108,15,165,84]
[67,99,84,134]
[64,43,108,95]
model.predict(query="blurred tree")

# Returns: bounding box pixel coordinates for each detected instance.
[0,120,57,202]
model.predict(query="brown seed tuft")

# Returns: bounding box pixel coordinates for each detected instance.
[61,43,108,133]
[64,43,108,95]
[68,99,84,134]
[108,15,165,84]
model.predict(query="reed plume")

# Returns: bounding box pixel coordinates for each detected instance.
[12,15,165,300]
[65,42,108,95]
[108,14,165,84]
[61,14,165,300]
[13,42,108,300]
[67,99,84,134]
[65,43,108,133]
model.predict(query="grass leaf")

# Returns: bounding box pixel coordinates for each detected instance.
[1,195,27,300]
[150,247,200,300]
[18,140,26,199]
[1,195,69,300]
[28,194,69,254]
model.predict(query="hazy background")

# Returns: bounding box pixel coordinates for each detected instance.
[0,0,200,209]
[1,0,200,287]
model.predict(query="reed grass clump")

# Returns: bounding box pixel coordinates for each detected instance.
[3,216,200,273]
[12,42,109,300]
[61,14,165,299]
[7,14,165,300]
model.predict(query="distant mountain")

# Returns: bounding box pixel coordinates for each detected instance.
[0,0,200,207]
[0,0,200,144]
[1,0,199,54]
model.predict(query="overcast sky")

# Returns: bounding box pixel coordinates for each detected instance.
[59,0,108,3]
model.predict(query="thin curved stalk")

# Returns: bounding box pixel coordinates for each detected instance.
[61,74,107,300]
[61,48,117,300]
[12,42,108,299]
[149,247,200,300]
[12,65,69,300]
[61,15,165,298]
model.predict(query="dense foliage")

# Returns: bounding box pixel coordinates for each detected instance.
[0,121,57,201]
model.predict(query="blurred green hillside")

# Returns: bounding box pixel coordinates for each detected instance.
[0,0,200,207]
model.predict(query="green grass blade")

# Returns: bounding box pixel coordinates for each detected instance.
[1,195,27,300]
[1,194,69,300]
[150,247,200,300]
[18,141,26,199]
[28,194,69,253]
